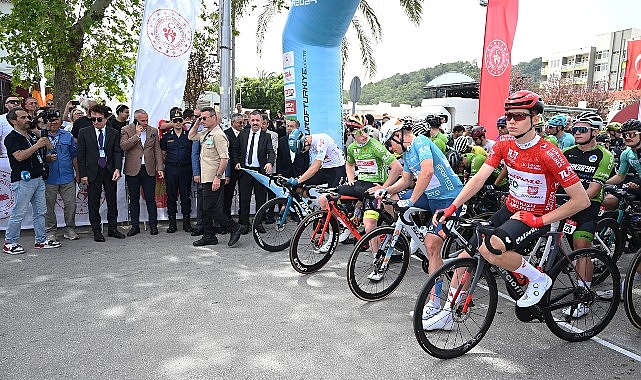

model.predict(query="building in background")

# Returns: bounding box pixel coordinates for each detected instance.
[541,28,641,91]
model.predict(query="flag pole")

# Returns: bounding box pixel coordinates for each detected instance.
[219,0,232,126]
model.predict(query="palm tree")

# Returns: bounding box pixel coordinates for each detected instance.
[232,0,424,80]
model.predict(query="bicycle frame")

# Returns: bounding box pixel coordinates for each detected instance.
[311,194,361,252]
[377,206,430,270]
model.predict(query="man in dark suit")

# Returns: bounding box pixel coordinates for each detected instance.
[276,119,310,178]
[223,113,244,225]
[76,104,126,242]
[233,110,275,233]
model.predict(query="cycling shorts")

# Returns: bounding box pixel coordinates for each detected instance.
[306,166,347,188]
[398,189,456,238]
[567,201,600,243]
[483,206,551,254]
[336,180,381,217]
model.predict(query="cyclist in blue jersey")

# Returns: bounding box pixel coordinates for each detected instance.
[375,118,463,284]
[604,118,641,210]
[546,115,575,149]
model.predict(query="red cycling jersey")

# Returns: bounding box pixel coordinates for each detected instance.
[485,134,580,215]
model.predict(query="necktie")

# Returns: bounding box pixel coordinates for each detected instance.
[248,132,256,165]
[98,129,106,168]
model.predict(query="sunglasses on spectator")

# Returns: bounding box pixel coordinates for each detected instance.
[504,112,530,121]
[6,100,20,104]
[571,126,593,134]
[624,131,641,138]
[172,118,183,123]
[200,116,209,121]
[90,117,104,122]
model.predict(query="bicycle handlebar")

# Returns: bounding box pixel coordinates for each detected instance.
[442,215,503,255]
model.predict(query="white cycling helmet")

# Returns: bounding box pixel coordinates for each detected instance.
[380,118,407,143]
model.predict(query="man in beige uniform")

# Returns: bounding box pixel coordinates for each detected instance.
[188,107,241,247]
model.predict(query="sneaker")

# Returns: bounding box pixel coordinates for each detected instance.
[63,228,80,240]
[338,228,351,243]
[562,303,590,318]
[422,303,441,320]
[3,242,25,255]
[34,240,62,249]
[422,310,453,331]
[367,269,384,282]
[313,235,333,254]
[596,281,625,301]
[516,274,552,308]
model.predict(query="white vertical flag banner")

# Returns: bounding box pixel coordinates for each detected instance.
[131,0,199,127]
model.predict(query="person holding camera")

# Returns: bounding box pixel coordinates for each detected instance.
[3,108,61,254]
[43,109,80,241]
[107,104,130,133]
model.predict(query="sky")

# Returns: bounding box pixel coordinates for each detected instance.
[232,0,641,89]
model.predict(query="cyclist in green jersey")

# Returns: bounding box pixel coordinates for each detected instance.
[459,152,508,189]
[561,111,614,318]
[317,115,402,252]
[533,115,558,147]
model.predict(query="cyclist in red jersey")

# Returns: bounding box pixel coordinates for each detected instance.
[423,90,590,331]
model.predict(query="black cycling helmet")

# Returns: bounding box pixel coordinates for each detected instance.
[621,118,641,132]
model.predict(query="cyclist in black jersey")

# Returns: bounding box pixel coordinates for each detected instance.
[561,111,614,318]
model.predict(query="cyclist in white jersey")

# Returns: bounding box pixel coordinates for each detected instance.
[287,129,346,187]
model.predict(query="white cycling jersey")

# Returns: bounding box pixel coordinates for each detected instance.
[309,133,345,168]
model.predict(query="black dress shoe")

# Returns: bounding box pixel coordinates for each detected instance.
[193,236,218,246]
[255,223,266,234]
[127,227,140,237]
[191,228,203,236]
[182,220,193,232]
[94,232,105,242]
[228,225,242,246]
[239,224,249,235]
[108,229,126,239]
[150,226,159,235]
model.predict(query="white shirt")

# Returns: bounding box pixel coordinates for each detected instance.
[482,139,496,153]
[309,133,345,168]
[140,129,147,165]
[94,127,106,147]
[245,130,260,168]
[0,113,10,157]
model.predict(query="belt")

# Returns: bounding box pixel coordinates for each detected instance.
[166,162,191,168]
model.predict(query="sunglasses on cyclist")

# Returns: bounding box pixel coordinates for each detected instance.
[624,131,641,139]
[172,118,184,123]
[504,112,530,122]
[534,127,543,133]
[90,117,104,122]
[570,126,593,134]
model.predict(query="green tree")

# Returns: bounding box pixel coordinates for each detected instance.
[235,72,284,115]
[184,9,220,109]
[0,0,143,110]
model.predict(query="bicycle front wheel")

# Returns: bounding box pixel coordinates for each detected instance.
[413,257,498,359]
[252,197,304,252]
[346,226,410,301]
[591,218,623,285]
[624,249,641,329]
[543,248,619,342]
[289,210,339,274]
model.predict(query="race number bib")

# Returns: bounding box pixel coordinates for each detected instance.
[562,219,577,235]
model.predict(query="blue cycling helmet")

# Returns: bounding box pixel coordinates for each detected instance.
[288,128,307,154]
[547,115,568,127]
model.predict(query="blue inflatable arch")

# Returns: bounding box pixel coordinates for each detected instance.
[282,0,361,148]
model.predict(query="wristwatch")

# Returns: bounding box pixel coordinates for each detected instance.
[214,173,222,178]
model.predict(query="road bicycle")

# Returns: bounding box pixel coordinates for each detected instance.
[413,215,620,359]
[346,199,438,301]
[602,185,641,254]
[247,172,319,252]
[624,247,641,329]
[289,188,393,274]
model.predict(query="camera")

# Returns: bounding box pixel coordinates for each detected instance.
[425,114,441,128]
[42,108,61,123]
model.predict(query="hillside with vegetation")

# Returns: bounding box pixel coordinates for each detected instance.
[349,58,542,106]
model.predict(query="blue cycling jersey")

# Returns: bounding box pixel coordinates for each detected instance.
[618,147,641,175]
[403,135,463,199]
[557,132,575,150]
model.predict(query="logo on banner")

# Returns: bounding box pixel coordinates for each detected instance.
[0,169,13,219]
[283,51,294,68]
[285,100,297,115]
[284,84,296,99]
[283,67,295,84]
[146,8,193,58]
[484,39,510,77]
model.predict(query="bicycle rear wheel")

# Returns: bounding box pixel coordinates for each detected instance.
[252,197,304,252]
[346,226,410,301]
[289,210,339,274]
[543,248,619,342]
[413,257,498,359]
[624,249,641,329]
[591,218,623,285]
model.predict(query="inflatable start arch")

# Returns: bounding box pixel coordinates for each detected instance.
[282,0,361,148]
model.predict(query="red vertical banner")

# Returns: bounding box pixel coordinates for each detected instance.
[478,0,519,140]
[623,40,641,90]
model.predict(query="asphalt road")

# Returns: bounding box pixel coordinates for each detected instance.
[1,224,640,379]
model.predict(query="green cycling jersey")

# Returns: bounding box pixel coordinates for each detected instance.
[346,137,396,183]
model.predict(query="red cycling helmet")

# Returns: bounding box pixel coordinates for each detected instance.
[504,90,544,114]
[471,126,486,139]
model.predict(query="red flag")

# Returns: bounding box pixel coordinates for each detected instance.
[623,40,641,90]
[478,0,519,140]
